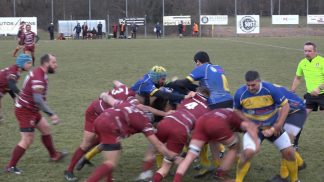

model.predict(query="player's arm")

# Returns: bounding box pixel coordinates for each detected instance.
[273,101,289,135]
[7,79,20,96]
[291,75,302,92]
[168,77,198,92]
[33,93,55,116]
[146,134,178,160]
[151,89,185,101]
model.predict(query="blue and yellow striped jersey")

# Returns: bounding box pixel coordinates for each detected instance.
[274,85,305,114]
[131,74,158,96]
[188,63,232,105]
[234,81,288,127]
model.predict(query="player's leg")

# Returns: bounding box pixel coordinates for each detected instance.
[174,139,205,182]
[0,97,3,123]
[236,133,259,182]
[37,117,67,161]
[65,131,97,181]
[86,144,121,182]
[135,144,156,181]
[274,131,299,182]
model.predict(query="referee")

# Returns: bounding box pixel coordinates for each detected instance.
[291,41,324,114]
[291,41,324,150]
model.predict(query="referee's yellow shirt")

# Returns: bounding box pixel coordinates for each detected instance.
[296,55,324,94]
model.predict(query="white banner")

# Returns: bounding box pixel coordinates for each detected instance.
[236,15,260,34]
[200,15,228,25]
[0,17,37,35]
[307,15,324,24]
[272,15,299,24]
[163,16,191,26]
[58,20,106,36]
[118,18,146,26]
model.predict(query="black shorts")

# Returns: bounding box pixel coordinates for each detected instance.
[285,109,307,128]
[304,93,324,111]
[208,99,233,109]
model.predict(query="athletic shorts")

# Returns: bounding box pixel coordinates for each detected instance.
[192,117,234,143]
[156,118,188,154]
[15,106,41,131]
[24,45,35,52]
[94,114,121,145]
[304,93,324,111]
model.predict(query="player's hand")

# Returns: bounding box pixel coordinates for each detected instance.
[311,87,320,96]
[50,114,60,125]
[262,128,274,137]
[185,91,196,99]
[165,110,175,115]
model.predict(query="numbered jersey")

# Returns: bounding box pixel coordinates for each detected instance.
[109,84,135,101]
[17,67,47,111]
[165,93,209,132]
[98,100,155,139]
[0,65,20,94]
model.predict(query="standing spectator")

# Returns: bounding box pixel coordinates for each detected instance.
[112,23,118,39]
[5,54,67,174]
[119,22,125,39]
[192,22,199,37]
[12,21,26,57]
[131,22,138,39]
[178,21,183,38]
[97,22,103,39]
[48,23,55,40]
[82,22,88,39]
[73,23,81,39]
[0,54,33,123]
[23,24,37,66]
[155,22,161,39]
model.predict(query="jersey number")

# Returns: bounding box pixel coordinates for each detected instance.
[184,102,198,110]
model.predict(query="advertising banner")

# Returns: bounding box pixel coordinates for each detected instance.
[307,15,324,24]
[200,15,228,25]
[163,16,191,26]
[272,15,299,24]
[236,15,260,34]
[0,17,37,35]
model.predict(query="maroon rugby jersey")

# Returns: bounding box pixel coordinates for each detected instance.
[98,100,155,139]
[0,65,20,93]
[165,93,210,132]
[87,84,136,116]
[24,31,36,46]
[17,67,47,111]
[17,25,25,39]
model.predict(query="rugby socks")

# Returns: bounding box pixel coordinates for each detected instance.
[12,48,19,57]
[286,160,298,182]
[153,172,163,182]
[280,159,289,179]
[295,151,304,167]
[173,173,183,182]
[156,153,163,168]
[199,144,211,168]
[7,145,26,167]
[293,129,302,149]
[236,159,251,182]
[143,159,154,171]
[85,145,101,160]
[87,163,113,182]
[41,135,56,158]
[32,56,35,66]
[67,147,86,172]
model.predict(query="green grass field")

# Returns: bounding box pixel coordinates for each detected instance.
[0,37,323,182]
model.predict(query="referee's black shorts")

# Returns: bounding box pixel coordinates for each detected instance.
[304,93,324,111]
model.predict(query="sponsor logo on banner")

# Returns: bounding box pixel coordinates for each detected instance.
[307,15,324,24]
[0,17,37,35]
[163,16,191,26]
[237,15,259,34]
[119,18,145,26]
[200,15,228,25]
[272,15,299,24]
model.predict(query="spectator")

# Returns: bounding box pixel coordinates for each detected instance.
[178,21,183,38]
[73,23,81,39]
[48,23,55,40]
[131,22,138,39]
[97,22,103,39]
[192,22,199,37]
[112,23,118,39]
[119,22,125,39]
[155,22,161,39]
[82,22,88,39]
